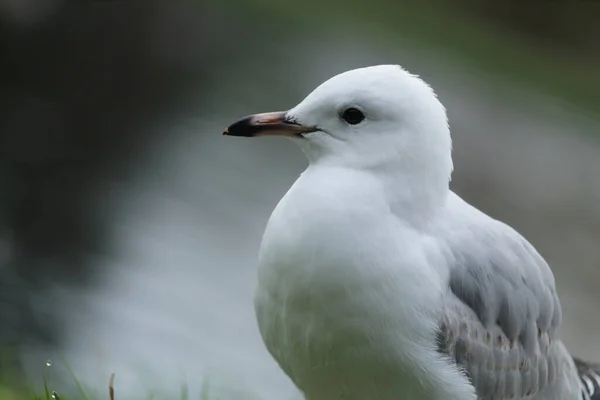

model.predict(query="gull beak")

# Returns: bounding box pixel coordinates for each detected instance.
[223,111,316,138]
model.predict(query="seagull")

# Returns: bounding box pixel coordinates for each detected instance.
[223,65,600,400]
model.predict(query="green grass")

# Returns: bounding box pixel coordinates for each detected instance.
[0,360,216,400]
[0,360,110,400]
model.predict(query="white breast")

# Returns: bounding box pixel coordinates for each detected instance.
[253,166,473,400]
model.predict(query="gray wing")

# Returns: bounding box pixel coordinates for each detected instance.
[435,208,566,399]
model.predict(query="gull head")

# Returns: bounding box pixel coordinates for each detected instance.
[224,65,453,181]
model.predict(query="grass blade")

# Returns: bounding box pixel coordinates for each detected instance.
[180,380,188,400]
[200,375,210,400]
[61,357,89,400]
[43,361,51,400]
[109,373,115,400]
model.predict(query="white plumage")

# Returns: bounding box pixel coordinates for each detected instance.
[225,65,588,400]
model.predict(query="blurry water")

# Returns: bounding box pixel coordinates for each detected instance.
[23,31,600,399]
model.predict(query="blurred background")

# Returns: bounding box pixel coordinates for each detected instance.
[0,0,599,398]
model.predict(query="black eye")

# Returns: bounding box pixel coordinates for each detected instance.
[341,108,365,125]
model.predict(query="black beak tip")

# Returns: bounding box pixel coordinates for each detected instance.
[223,116,256,137]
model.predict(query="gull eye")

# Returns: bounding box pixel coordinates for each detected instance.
[341,108,365,125]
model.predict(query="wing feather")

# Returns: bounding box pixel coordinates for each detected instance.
[435,201,564,399]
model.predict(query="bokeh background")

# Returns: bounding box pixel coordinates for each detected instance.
[1,0,599,398]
